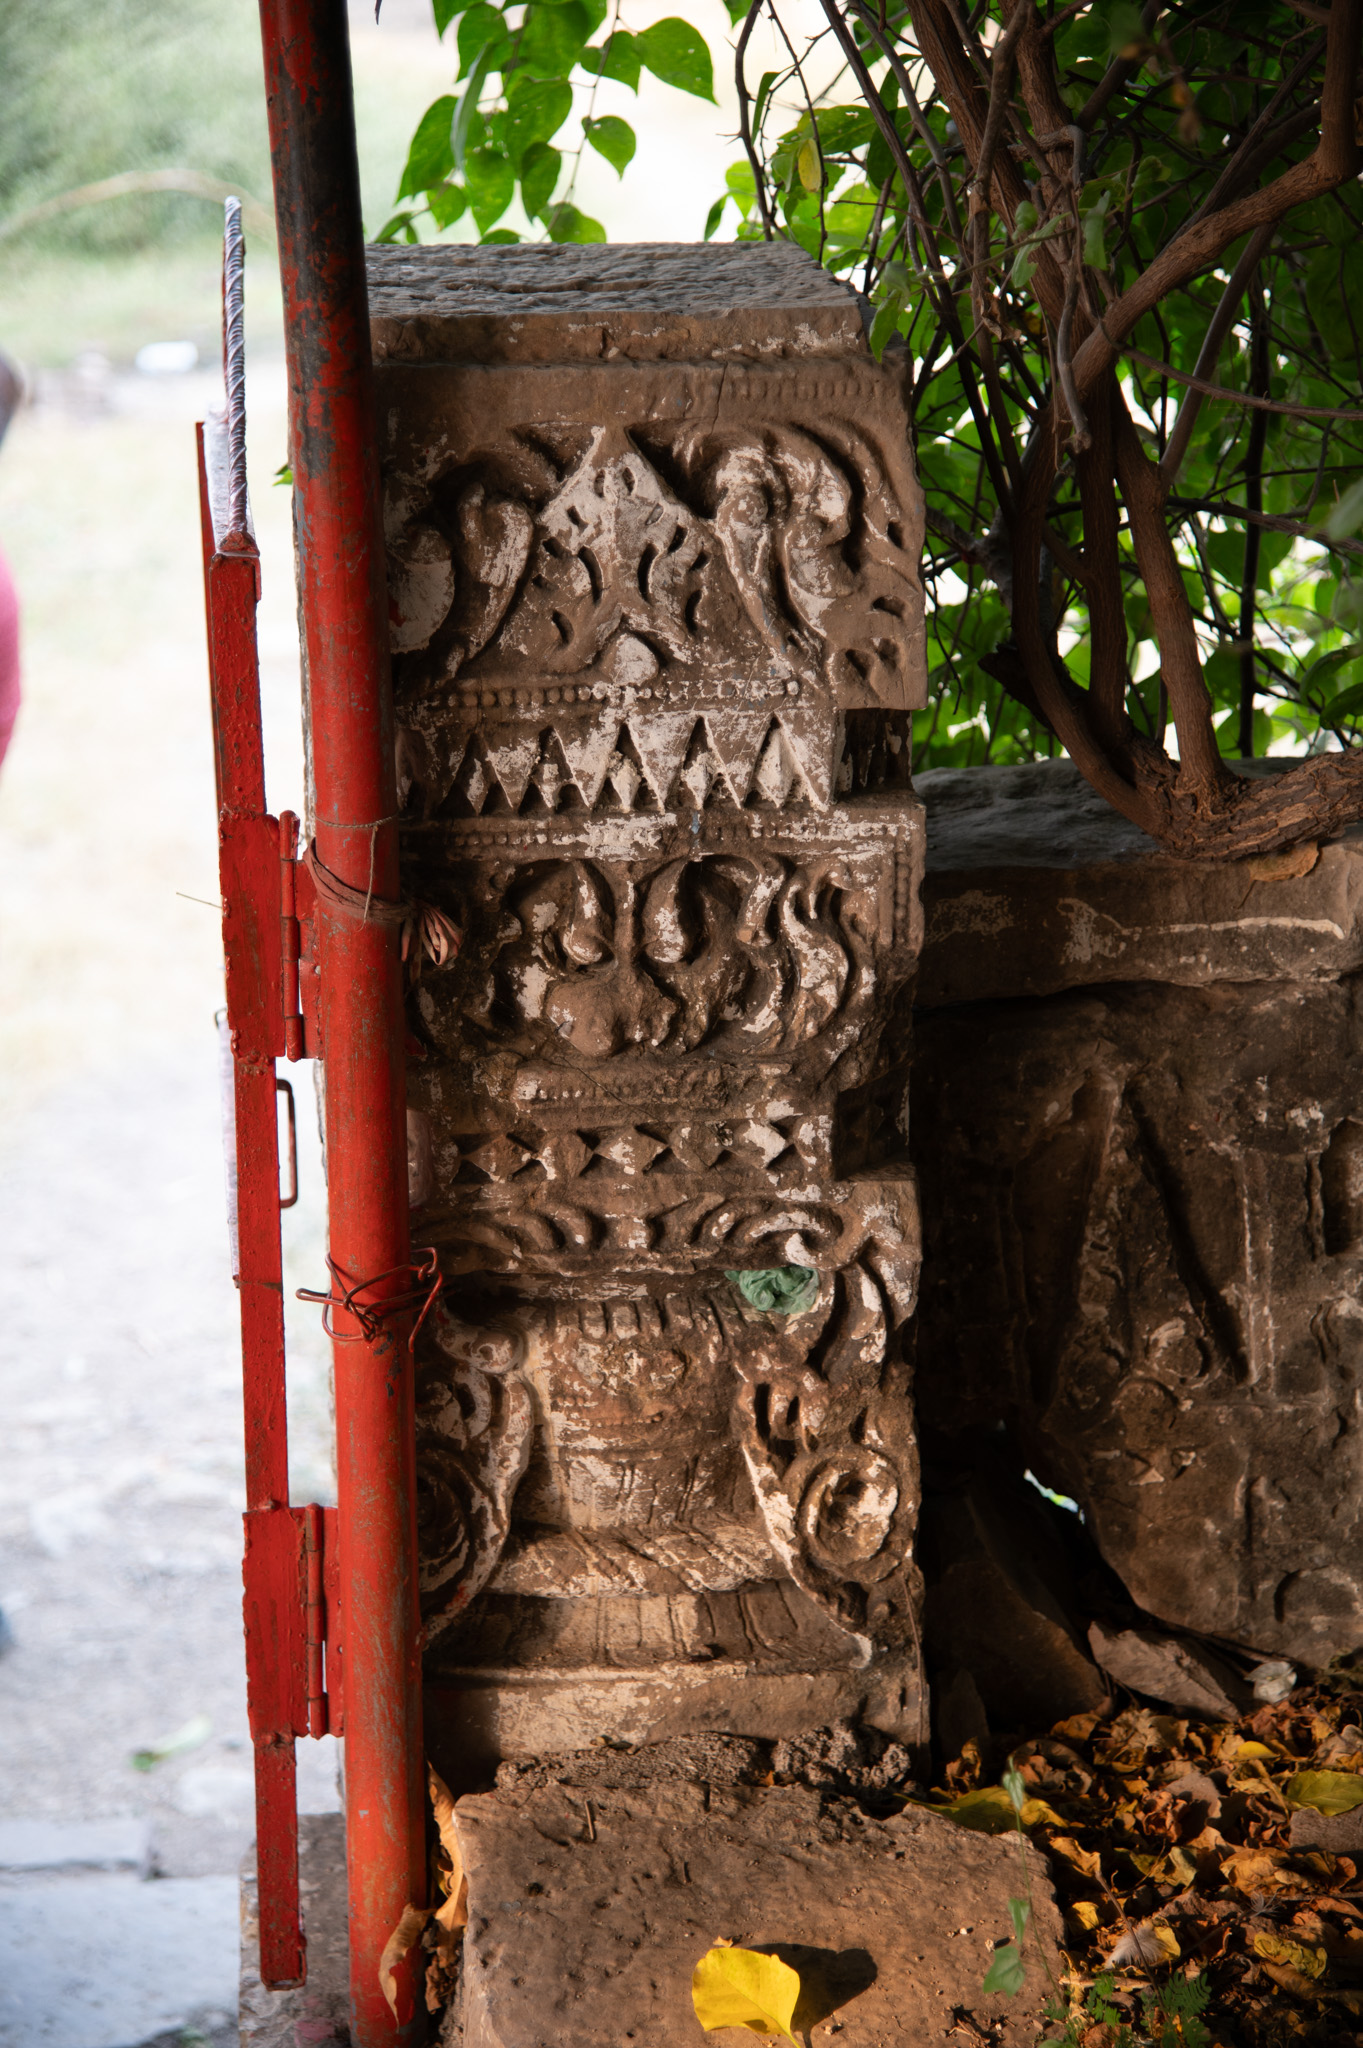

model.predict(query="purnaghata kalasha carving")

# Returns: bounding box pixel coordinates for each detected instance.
[414,1265,920,1687]
[386,418,922,711]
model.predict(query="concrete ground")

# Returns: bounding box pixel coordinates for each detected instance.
[0,351,340,2048]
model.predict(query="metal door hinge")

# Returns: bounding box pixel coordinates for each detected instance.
[243,1501,344,1743]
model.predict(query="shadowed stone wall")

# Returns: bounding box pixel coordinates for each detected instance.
[368,243,929,1772]
[914,761,1363,1670]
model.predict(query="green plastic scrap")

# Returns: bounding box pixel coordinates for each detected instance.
[725,1265,820,1315]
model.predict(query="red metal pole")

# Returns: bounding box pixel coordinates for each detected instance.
[255,4,425,2039]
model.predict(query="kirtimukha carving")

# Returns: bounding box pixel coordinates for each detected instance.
[369,243,928,1765]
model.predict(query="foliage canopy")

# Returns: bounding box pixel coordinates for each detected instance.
[388,0,1363,855]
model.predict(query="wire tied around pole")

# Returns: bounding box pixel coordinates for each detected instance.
[222,197,248,541]
[303,841,462,977]
[297,1247,443,1352]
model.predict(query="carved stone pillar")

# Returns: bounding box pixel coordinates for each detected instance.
[368,243,928,1770]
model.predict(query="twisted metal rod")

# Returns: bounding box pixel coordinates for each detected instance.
[222,196,248,539]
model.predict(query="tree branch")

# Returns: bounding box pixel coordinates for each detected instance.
[735,0,776,239]
[1159,222,1275,491]
[1114,400,1228,798]
[1071,0,1361,404]
[1237,277,1271,755]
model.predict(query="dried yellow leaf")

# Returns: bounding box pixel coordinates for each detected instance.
[1071,1900,1101,1931]
[1151,1921,1181,1964]
[924,1784,1063,1834]
[796,139,821,191]
[692,1946,801,2039]
[1285,1769,1363,1817]
[378,1902,431,2019]
[1246,842,1318,882]
[428,1765,469,1934]
[1234,1740,1277,1760]
[1252,1931,1327,1980]
[1049,1834,1102,1880]
[1221,1847,1294,1893]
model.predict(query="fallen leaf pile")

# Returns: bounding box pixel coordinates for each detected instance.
[931,1684,1363,2044]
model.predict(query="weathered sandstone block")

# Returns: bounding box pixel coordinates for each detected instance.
[369,244,928,1757]
[451,1736,1062,2048]
[914,762,1363,1667]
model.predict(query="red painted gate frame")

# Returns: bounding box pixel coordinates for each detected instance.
[200,4,428,2039]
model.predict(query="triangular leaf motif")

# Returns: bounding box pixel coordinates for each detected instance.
[627,710,699,805]
[521,729,584,813]
[441,733,508,817]
[482,731,544,812]
[704,710,774,801]
[670,719,730,809]
[556,712,620,809]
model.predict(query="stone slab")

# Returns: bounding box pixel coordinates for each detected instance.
[0,1814,150,1874]
[367,242,867,365]
[0,1871,237,2048]
[917,761,1363,1002]
[1289,1805,1363,1856]
[239,1812,350,2048]
[453,1742,1062,2047]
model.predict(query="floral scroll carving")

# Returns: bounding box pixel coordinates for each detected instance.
[465,853,875,1063]
[388,418,921,710]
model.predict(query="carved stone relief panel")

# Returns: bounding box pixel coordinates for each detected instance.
[371,243,927,1757]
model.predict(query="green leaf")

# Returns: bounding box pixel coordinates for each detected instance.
[452,46,497,174]
[691,1946,800,2041]
[869,289,907,361]
[1007,1897,1031,1943]
[1105,0,1147,58]
[582,29,641,89]
[1299,642,1363,697]
[433,0,475,33]
[637,17,716,102]
[427,181,468,228]
[397,95,457,199]
[725,1266,821,1315]
[272,461,293,487]
[480,227,522,243]
[1285,1769,1363,1816]
[583,113,636,176]
[465,147,516,229]
[983,1943,1027,1997]
[505,74,574,166]
[518,140,560,220]
[131,1713,213,1773]
[1082,192,1111,269]
[726,160,757,205]
[518,1,590,80]
[704,195,728,240]
[752,68,777,134]
[1326,478,1363,541]
[375,209,419,244]
[543,200,606,243]
[1002,1765,1027,1816]
[722,0,750,19]
[457,1,511,78]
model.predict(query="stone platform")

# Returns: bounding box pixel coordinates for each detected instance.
[237,1743,1065,2045]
